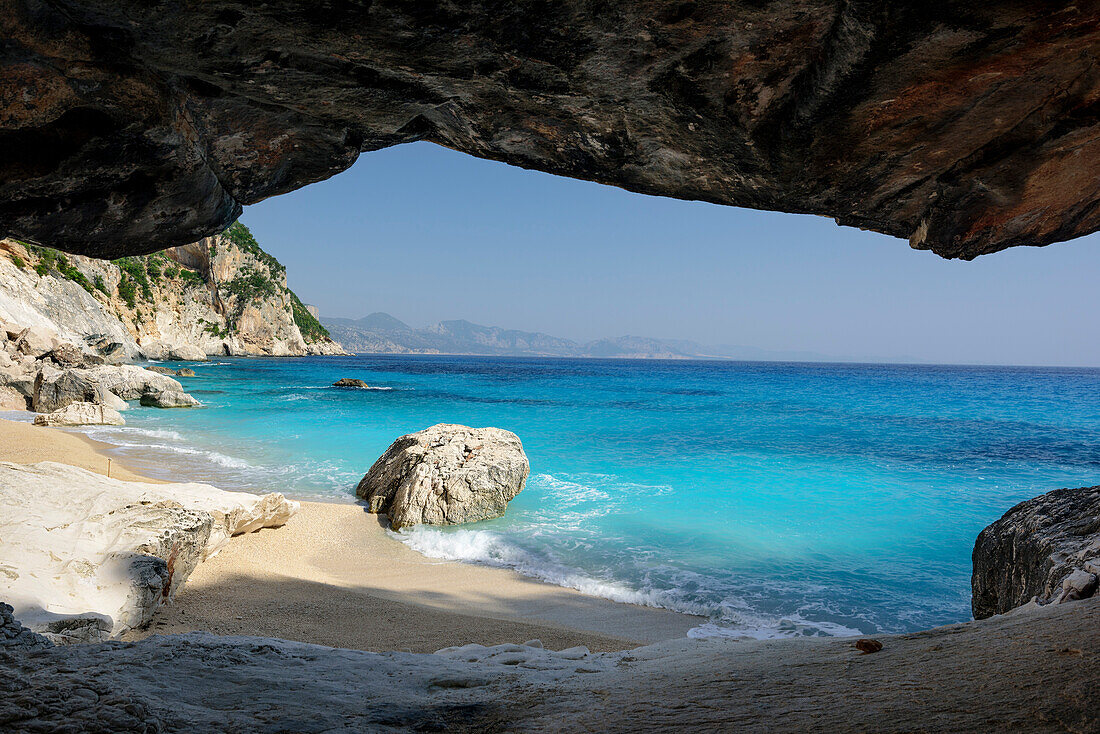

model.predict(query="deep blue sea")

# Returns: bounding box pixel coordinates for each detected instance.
[81,355,1100,638]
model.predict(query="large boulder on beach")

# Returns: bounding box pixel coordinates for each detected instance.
[33,402,124,427]
[0,461,298,642]
[357,424,529,530]
[0,385,26,411]
[32,366,115,412]
[31,364,198,412]
[972,485,1100,619]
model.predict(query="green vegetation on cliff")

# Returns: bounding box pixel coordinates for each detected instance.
[223,221,285,275]
[25,245,95,294]
[290,291,330,341]
[113,257,153,303]
[9,224,333,348]
[219,221,330,343]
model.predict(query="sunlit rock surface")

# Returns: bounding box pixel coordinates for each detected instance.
[0,236,345,359]
[0,462,298,642]
[357,424,530,529]
[2,2,1097,259]
[32,401,124,426]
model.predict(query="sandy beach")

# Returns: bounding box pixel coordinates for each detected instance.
[0,416,697,652]
[0,413,153,483]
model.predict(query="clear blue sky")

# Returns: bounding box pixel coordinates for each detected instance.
[242,142,1100,367]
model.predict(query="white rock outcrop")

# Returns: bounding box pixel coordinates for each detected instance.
[356,424,530,530]
[32,402,125,426]
[0,236,345,359]
[30,364,198,412]
[139,389,200,408]
[0,462,298,643]
[0,253,141,361]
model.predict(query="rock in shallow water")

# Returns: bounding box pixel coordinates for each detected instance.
[972,485,1100,619]
[333,378,369,388]
[357,424,530,530]
[139,389,200,408]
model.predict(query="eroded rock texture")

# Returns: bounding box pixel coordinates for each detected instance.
[0,462,298,642]
[2,2,1098,259]
[972,485,1100,619]
[358,424,529,529]
[1,600,1098,733]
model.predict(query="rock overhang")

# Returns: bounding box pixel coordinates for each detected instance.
[0,1,1097,259]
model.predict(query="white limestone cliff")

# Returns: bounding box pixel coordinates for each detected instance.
[0,224,345,361]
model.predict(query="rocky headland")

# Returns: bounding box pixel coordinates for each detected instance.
[0,222,345,361]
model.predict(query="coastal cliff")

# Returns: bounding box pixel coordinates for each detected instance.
[0,223,345,360]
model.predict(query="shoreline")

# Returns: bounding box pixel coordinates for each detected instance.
[0,416,699,652]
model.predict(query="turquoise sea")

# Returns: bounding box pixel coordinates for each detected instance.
[81,356,1100,638]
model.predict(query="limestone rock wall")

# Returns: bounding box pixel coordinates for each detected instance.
[0,241,142,361]
[0,231,345,360]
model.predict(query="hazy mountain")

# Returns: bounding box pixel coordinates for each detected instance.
[425,320,579,356]
[322,312,921,362]
[583,336,697,359]
[353,312,412,332]
[325,314,579,356]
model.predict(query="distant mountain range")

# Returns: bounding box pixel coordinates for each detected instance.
[322,313,914,362]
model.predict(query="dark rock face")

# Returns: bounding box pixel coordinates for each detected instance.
[972,485,1100,619]
[2,2,1098,259]
[0,602,52,649]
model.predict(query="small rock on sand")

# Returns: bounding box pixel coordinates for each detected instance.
[855,639,883,654]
